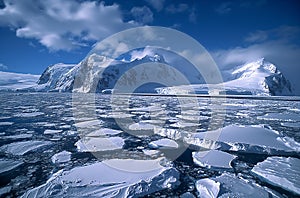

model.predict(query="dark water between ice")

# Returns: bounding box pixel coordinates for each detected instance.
[0,93,299,197]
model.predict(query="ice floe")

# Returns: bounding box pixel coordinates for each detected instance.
[149,138,179,149]
[280,122,300,128]
[44,129,63,134]
[252,156,300,195]
[197,173,272,198]
[154,127,182,140]
[0,159,23,174]
[74,119,103,128]
[86,128,123,137]
[51,151,71,164]
[258,112,300,122]
[0,141,52,156]
[192,150,236,169]
[170,122,200,128]
[196,178,220,198]
[0,122,13,126]
[13,112,44,117]
[75,137,124,152]
[129,122,156,130]
[2,134,32,140]
[184,125,299,154]
[21,158,179,197]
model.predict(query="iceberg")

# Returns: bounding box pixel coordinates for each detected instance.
[251,156,300,195]
[21,158,179,197]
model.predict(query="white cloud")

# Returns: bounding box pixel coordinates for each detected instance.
[0,0,137,51]
[130,46,155,61]
[131,6,153,24]
[145,0,165,12]
[215,2,232,14]
[0,63,8,70]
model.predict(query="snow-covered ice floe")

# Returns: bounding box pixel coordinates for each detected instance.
[86,128,123,137]
[184,124,300,154]
[21,158,179,197]
[75,137,124,152]
[51,150,71,164]
[251,156,300,195]
[0,141,52,156]
[196,173,275,198]
[192,150,236,169]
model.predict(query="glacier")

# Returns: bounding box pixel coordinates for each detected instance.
[0,71,39,91]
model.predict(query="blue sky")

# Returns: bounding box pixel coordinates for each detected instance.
[0,0,299,79]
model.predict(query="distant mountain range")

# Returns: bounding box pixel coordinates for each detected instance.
[0,51,295,96]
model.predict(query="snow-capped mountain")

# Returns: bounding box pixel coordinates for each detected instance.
[34,63,76,91]
[0,71,40,91]
[156,58,294,96]
[24,48,295,96]
[32,50,204,93]
[223,58,293,95]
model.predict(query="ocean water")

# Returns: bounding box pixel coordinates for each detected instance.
[0,93,299,197]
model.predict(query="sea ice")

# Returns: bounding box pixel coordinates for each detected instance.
[0,122,13,126]
[149,138,179,149]
[86,128,123,137]
[0,141,52,156]
[154,127,182,140]
[251,156,300,195]
[197,173,271,198]
[13,112,44,117]
[51,151,71,164]
[192,150,236,169]
[184,125,298,153]
[196,178,220,198]
[74,119,103,128]
[280,122,300,128]
[44,129,63,134]
[0,159,23,174]
[21,158,179,197]
[129,122,155,130]
[258,112,300,122]
[75,137,124,152]
[2,134,32,140]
